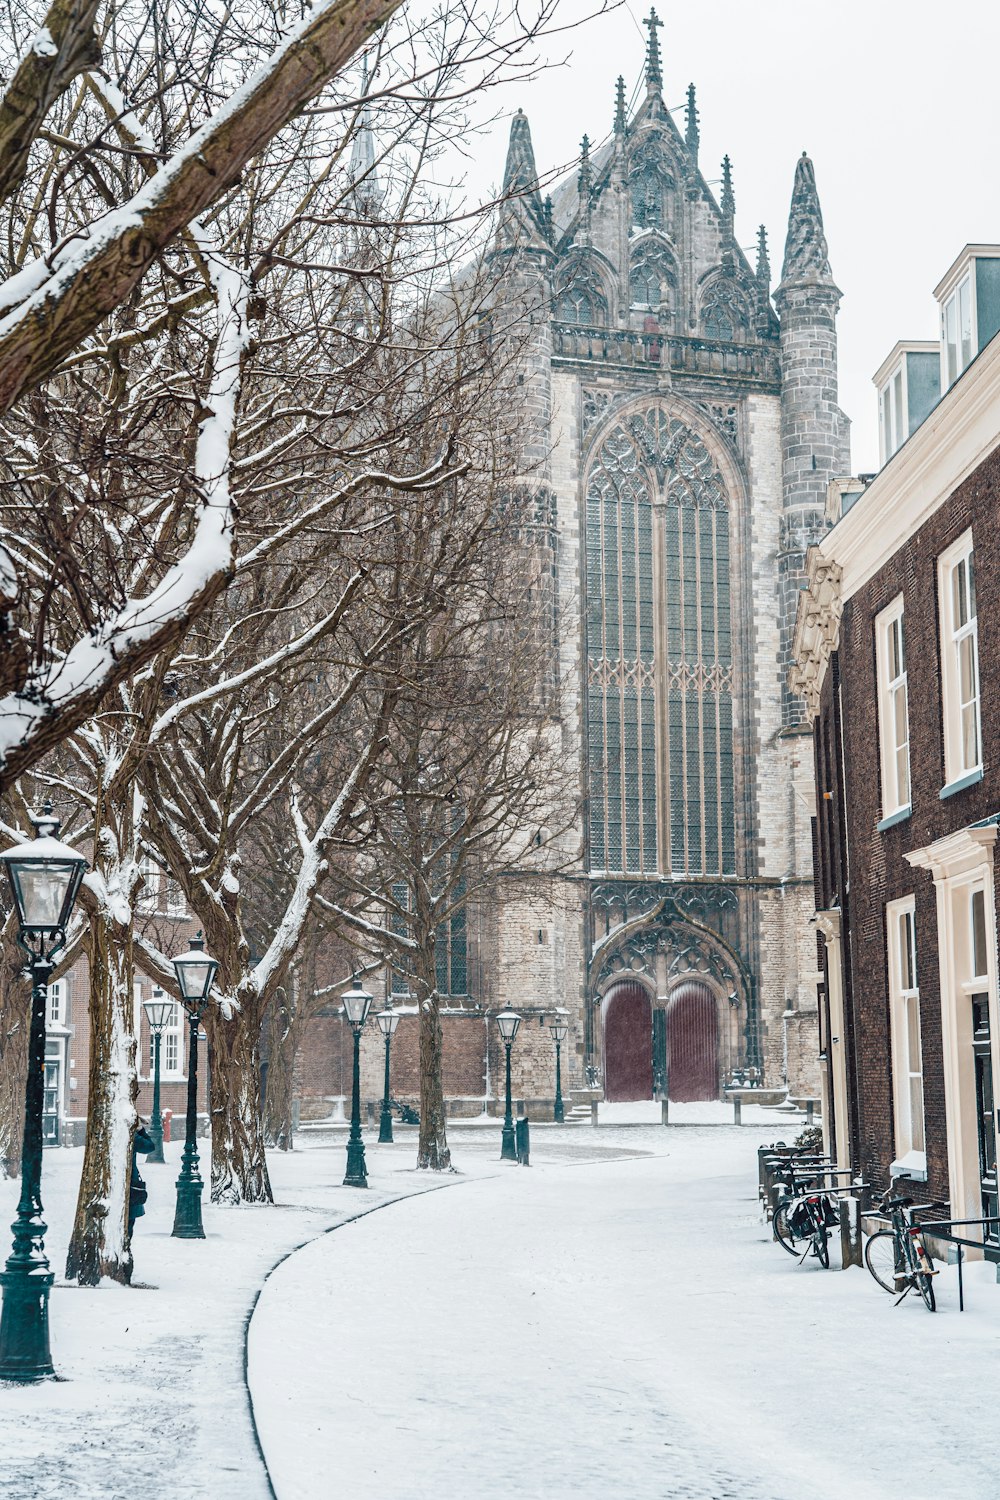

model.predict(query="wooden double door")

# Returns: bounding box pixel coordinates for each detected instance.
[603,980,719,1103]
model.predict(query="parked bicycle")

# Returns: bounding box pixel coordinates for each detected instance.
[773,1172,862,1268]
[864,1191,943,1312]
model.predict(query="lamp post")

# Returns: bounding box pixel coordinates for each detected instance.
[0,802,87,1381]
[171,935,218,1239]
[375,1006,400,1144]
[549,1010,569,1124]
[495,1009,521,1161]
[342,976,373,1187]
[143,989,173,1164]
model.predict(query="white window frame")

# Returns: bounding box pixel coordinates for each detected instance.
[136,854,160,911]
[941,270,976,389]
[886,897,926,1174]
[878,361,907,464]
[134,981,186,1082]
[875,595,910,822]
[938,530,981,791]
[47,977,66,1028]
[164,877,187,918]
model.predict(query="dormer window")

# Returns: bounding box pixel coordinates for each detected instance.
[942,272,974,388]
[878,363,905,462]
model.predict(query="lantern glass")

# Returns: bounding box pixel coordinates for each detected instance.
[550,1021,569,1043]
[172,936,218,1007]
[496,1009,521,1043]
[375,1007,400,1039]
[144,990,175,1032]
[342,978,373,1027]
[1,827,87,936]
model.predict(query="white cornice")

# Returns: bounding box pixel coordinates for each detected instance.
[818,327,1000,601]
[934,243,1000,303]
[872,339,939,390]
[905,822,998,881]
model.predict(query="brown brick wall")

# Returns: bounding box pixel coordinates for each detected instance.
[830,444,1000,1202]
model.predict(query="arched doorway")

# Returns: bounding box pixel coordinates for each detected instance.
[604,982,653,1101]
[666,981,719,1102]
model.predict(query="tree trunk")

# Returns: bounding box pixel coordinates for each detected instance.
[65,913,137,1285]
[264,1005,297,1151]
[0,941,29,1178]
[206,997,273,1204]
[417,977,450,1171]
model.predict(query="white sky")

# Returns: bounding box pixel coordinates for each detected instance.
[470,0,1000,473]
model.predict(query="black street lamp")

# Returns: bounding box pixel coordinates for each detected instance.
[143,989,173,1165]
[549,1010,569,1124]
[375,1006,400,1144]
[171,935,218,1239]
[342,976,373,1187]
[496,1009,521,1162]
[0,803,87,1381]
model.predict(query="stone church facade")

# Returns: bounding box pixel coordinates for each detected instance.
[469,16,848,1110]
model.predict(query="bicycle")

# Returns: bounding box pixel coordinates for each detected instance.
[773,1174,862,1268]
[864,1192,942,1312]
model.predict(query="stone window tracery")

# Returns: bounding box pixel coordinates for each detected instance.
[630,246,677,312]
[555,264,608,326]
[586,407,737,878]
[700,280,750,342]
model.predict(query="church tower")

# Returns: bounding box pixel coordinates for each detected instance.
[476,13,843,1111]
[774,154,849,725]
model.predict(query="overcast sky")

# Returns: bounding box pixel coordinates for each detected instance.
[468,0,1000,473]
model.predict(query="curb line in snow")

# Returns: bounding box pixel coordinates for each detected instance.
[242,1175,468,1498]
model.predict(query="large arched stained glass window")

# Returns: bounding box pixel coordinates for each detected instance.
[585,407,736,877]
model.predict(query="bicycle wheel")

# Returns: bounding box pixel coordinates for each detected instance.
[864,1230,898,1292]
[911,1238,937,1312]
[814,1220,830,1268]
[772,1200,800,1256]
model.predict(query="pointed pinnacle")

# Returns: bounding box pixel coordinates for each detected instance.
[756,224,771,286]
[685,83,699,160]
[615,75,627,135]
[721,155,735,217]
[645,8,663,93]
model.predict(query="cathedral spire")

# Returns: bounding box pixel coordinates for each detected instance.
[503,108,542,207]
[685,82,699,162]
[614,75,627,137]
[349,57,382,210]
[644,8,663,94]
[779,151,834,288]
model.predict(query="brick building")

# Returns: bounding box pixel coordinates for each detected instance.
[792,245,1000,1245]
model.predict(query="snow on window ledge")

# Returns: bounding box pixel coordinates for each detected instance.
[890,1149,928,1182]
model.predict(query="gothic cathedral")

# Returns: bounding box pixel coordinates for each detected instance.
[485,14,849,1105]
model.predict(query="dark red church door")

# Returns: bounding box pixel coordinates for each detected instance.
[666,981,719,1102]
[604,982,653,1102]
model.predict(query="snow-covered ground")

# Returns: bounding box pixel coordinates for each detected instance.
[251,1123,1000,1500]
[3,1113,996,1498]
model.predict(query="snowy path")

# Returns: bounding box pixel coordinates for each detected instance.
[250,1126,1000,1500]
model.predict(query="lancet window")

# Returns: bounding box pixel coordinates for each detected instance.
[585,407,737,877]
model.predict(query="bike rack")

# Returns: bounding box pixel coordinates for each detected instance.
[911,1216,1000,1311]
